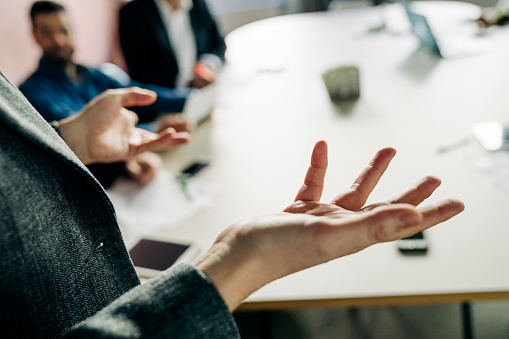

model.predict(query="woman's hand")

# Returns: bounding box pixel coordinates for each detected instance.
[194,140,464,311]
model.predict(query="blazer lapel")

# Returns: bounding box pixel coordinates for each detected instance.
[149,0,178,68]
[189,1,201,54]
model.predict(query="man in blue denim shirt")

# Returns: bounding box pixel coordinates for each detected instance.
[20,57,191,125]
[19,1,194,188]
[19,1,191,129]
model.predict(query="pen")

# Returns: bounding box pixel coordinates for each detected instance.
[178,175,193,200]
[436,137,471,154]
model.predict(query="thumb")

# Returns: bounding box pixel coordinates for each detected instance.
[118,87,157,108]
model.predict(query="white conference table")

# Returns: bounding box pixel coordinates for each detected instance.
[153,1,509,321]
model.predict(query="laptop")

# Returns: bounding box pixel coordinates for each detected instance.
[402,1,488,59]
[182,84,217,124]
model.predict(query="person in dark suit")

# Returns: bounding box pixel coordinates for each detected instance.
[119,0,227,89]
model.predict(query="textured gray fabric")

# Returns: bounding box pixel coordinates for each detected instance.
[66,264,240,338]
[0,72,239,338]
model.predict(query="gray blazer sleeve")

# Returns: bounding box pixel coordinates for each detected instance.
[65,264,240,339]
[0,71,239,338]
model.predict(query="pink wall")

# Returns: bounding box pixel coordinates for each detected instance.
[0,0,125,85]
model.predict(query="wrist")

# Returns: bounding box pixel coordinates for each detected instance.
[58,115,92,164]
[198,54,223,72]
[192,225,269,311]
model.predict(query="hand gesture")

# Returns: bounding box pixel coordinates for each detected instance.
[58,87,191,165]
[190,62,215,89]
[194,140,464,310]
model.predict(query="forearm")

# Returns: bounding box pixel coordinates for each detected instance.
[64,264,240,338]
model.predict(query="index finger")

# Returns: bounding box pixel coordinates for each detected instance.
[116,87,157,108]
[332,147,396,211]
[293,140,328,202]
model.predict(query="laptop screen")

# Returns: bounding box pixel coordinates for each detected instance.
[402,2,442,57]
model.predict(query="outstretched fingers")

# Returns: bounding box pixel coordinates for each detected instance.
[388,176,442,206]
[326,198,464,258]
[117,87,157,108]
[363,199,465,244]
[293,140,328,202]
[129,128,191,155]
[314,204,423,261]
[332,147,396,211]
[417,199,465,232]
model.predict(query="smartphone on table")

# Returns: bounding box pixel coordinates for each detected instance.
[397,232,428,254]
[128,238,203,278]
[178,159,210,179]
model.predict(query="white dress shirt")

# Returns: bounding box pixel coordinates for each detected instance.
[155,0,197,88]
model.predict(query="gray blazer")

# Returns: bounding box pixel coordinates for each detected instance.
[0,72,239,338]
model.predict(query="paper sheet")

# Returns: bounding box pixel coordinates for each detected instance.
[106,170,218,235]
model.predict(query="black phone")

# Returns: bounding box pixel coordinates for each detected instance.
[179,159,210,178]
[128,238,202,278]
[397,232,428,254]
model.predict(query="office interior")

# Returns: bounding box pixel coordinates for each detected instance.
[1,0,508,338]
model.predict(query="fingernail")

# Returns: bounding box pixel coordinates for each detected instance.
[399,211,420,227]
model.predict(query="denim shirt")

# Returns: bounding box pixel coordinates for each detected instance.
[19,57,190,123]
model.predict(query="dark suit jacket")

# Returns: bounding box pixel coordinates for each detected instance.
[0,72,239,338]
[119,0,226,89]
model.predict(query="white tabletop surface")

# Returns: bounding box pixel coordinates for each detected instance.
[153,2,509,309]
